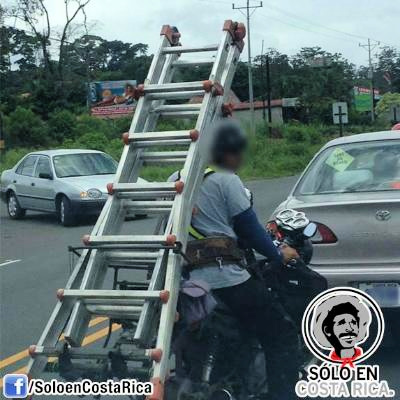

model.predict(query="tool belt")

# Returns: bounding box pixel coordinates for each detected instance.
[185,236,245,270]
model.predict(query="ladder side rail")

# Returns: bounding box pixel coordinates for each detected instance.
[133,249,169,346]
[151,30,239,385]
[63,39,180,347]
[133,202,177,343]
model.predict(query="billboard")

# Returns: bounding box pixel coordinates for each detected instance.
[89,80,137,117]
[353,86,380,112]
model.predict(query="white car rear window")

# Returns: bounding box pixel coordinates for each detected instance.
[296,140,400,195]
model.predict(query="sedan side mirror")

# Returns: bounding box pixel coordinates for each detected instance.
[39,172,53,180]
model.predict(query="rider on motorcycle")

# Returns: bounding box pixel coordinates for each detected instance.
[181,120,302,400]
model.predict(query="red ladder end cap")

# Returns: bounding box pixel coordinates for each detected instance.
[57,289,65,300]
[160,290,170,304]
[28,345,36,357]
[149,348,163,363]
[107,183,114,195]
[166,234,177,246]
[122,132,130,145]
[202,80,213,93]
[212,82,224,97]
[147,378,164,400]
[82,234,91,246]
[235,23,246,41]
[134,84,145,100]
[189,129,199,142]
[174,180,184,194]
[222,103,234,117]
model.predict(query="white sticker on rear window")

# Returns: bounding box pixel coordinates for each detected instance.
[325,147,354,172]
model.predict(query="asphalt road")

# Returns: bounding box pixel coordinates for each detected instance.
[1,175,399,399]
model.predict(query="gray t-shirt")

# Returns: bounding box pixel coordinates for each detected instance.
[172,170,252,289]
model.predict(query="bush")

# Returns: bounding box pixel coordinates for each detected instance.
[75,131,109,152]
[283,125,309,142]
[47,110,77,143]
[74,114,109,138]
[4,106,49,147]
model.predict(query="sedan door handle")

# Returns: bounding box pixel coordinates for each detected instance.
[31,182,35,186]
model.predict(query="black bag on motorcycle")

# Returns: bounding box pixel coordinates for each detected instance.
[260,259,328,326]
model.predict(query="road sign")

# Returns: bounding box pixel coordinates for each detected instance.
[332,102,348,124]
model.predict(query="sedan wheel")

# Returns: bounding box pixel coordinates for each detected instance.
[58,196,76,226]
[7,192,26,219]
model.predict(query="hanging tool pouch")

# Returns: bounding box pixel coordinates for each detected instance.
[185,236,245,270]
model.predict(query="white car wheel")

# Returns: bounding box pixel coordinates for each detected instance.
[7,192,26,219]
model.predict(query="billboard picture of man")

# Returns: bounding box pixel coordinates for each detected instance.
[312,294,372,366]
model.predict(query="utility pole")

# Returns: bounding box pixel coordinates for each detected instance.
[359,38,380,123]
[233,0,263,133]
[266,54,272,125]
[260,40,266,121]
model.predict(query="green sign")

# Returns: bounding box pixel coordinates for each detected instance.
[354,87,372,112]
[326,148,354,172]
[353,86,380,112]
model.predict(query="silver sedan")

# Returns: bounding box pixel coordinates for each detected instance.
[272,130,400,309]
[1,149,145,226]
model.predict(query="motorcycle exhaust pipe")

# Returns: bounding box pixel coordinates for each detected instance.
[209,388,235,400]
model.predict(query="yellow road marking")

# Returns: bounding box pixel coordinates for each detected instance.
[0,317,107,370]
[0,323,121,388]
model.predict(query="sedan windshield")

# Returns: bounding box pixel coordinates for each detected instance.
[296,140,400,195]
[53,153,117,178]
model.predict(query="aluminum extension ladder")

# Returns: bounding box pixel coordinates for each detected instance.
[27,20,245,399]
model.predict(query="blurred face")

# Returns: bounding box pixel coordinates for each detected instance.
[332,313,359,349]
[222,152,244,171]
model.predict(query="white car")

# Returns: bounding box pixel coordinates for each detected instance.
[1,149,146,226]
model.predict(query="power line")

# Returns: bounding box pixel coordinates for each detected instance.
[196,0,398,50]
[257,12,360,44]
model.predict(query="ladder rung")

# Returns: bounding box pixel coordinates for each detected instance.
[127,130,193,145]
[86,305,142,318]
[143,81,206,94]
[172,58,215,67]
[126,200,174,209]
[152,104,202,113]
[142,151,188,164]
[113,182,179,199]
[162,44,219,54]
[126,130,196,148]
[125,200,173,215]
[84,235,169,246]
[147,90,204,100]
[32,346,158,362]
[106,251,160,264]
[159,110,199,118]
[59,289,163,301]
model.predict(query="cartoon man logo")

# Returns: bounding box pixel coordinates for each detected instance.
[312,294,372,367]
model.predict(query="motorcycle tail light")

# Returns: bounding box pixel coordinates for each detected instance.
[312,222,337,244]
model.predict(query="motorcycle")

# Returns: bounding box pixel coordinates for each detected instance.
[165,209,328,400]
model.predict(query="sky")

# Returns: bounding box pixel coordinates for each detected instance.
[5,0,400,67]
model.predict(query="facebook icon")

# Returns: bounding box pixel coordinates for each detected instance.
[3,374,28,398]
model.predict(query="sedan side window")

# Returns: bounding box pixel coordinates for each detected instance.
[35,156,52,178]
[16,155,38,176]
